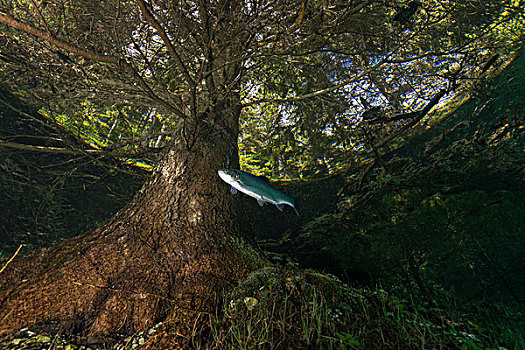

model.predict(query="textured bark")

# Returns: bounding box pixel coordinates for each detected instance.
[0,102,265,347]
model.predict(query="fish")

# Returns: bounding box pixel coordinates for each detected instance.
[218,168,299,215]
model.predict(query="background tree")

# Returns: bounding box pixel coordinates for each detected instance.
[0,0,523,347]
[0,87,148,256]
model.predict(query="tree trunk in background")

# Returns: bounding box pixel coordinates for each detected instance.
[0,99,265,347]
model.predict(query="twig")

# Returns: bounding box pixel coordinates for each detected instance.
[0,141,102,154]
[28,0,51,36]
[376,88,448,148]
[0,244,23,274]
[257,0,307,46]
[241,62,386,107]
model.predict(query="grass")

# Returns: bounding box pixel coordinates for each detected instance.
[195,266,525,349]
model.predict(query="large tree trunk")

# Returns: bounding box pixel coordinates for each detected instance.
[0,101,265,347]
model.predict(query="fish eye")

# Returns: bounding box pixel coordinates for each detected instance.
[234,174,240,180]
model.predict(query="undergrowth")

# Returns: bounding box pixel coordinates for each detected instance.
[196,267,523,349]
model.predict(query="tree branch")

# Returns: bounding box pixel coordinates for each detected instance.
[0,141,102,155]
[285,0,307,35]
[0,12,119,64]
[0,140,156,176]
[136,0,195,89]
[28,0,51,36]
[0,11,188,119]
[123,61,189,118]
[376,88,449,148]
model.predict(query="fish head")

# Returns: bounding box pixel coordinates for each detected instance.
[218,168,242,185]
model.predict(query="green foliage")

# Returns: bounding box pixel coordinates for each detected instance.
[238,0,524,180]
[3,268,522,349]
[2,0,523,180]
[297,43,525,303]
[199,267,521,349]
[278,44,525,349]
[336,332,360,349]
[38,101,171,170]
[0,1,523,348]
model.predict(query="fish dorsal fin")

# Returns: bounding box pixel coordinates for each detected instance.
[230,186,238,194]
[257,175,270,182]
[257,198,265,206]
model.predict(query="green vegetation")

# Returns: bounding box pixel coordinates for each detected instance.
[2,45,525,350]
[274,43,525,349]
[202,267,525,349]
[297,44,524,302]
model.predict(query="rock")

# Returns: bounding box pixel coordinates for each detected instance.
[244,296,259,311]
[35,334,52,342]
[11,338,26,345]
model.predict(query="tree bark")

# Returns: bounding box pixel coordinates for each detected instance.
[0,100,265,347]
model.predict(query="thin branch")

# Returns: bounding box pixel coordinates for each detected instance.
[0,140,160,159]
[0,245,23,274]
[0,94,79,148]
[242,60,387,107]
[0,141,102,154]
[377,88,449,148]
[286,0,307,35]
[4,134,65,143]
[28,0,51,35]
[0,11,187,118]
[122,54,188,118]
